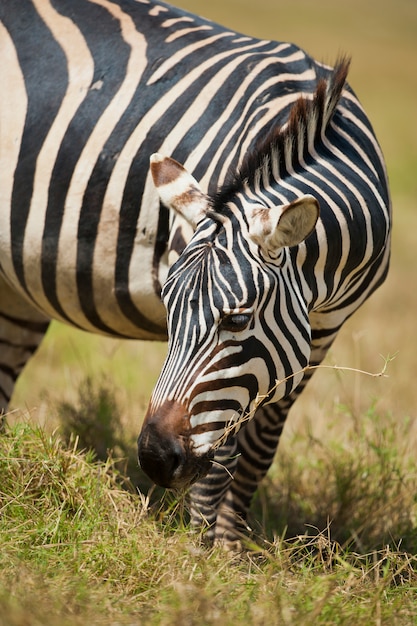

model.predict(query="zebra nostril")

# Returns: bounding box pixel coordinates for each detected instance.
[166,440,186,477]
[138,425,188,488]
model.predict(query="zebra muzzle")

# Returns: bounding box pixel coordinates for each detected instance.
[137,401,212,489]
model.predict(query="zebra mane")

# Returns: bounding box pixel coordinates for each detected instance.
[213,57,351,210]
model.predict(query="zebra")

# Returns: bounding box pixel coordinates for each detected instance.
[1,0,391,545]
[138,65,391,544]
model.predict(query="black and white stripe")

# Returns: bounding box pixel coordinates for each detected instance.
[138,62,390,543]
[0,0,335,403]
[0,0,321,402]
[0,1,390,543]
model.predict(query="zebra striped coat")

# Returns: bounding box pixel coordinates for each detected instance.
[0,0,391,545]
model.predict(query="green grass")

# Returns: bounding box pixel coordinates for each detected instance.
[1,408,417,626]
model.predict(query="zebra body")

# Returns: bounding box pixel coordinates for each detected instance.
[1,0,323,342]
[1,0,391,544]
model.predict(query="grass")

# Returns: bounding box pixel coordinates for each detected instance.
[1,404,417,625]
[256,404,417,552]
[53,376,417,555]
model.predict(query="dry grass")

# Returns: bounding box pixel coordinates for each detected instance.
[1,420,417,625]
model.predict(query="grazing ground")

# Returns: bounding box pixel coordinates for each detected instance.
[1,420,417,626]
[3,0,417,624]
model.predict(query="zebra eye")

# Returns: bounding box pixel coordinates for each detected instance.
[219,313,252,332]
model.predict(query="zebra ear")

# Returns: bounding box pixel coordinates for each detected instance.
[150,154,209,228]
[247,195,320,257]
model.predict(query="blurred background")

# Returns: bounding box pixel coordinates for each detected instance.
[11,0,417,457]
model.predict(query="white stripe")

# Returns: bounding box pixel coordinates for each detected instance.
[0,22,28,289]
[21,0,95,319]
[166,26,213,43]
[161,18,194,27]
[148,5,168,17]
[146,32,257,86]
[49,0,148,332]
[199,61,315,188]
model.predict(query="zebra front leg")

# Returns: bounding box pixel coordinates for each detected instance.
[188,435,239,543]
[189,369,316,545]
[212,332,338,547]
[213,373,317,547]
[0,276,50,417]
[213,401,291,547]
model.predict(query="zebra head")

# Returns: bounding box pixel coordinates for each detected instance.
[138,153,319,489]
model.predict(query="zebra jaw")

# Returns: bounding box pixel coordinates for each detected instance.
[150,153,209,228]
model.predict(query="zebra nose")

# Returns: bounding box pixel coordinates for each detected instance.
[137,422,188,488]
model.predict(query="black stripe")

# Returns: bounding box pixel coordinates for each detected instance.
[0,364,19,382]
[40,0,131,324]
[4,0,68,295]
[260,284,295,397]
[0,338,41,352]
[0,389,11,403]
[0,311,49,334]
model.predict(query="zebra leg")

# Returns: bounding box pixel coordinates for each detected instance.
[213,332,339,547]
[189,435,239,542]
[0,276,50,417]
[213,390,306,546]
[188,383,312,546]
